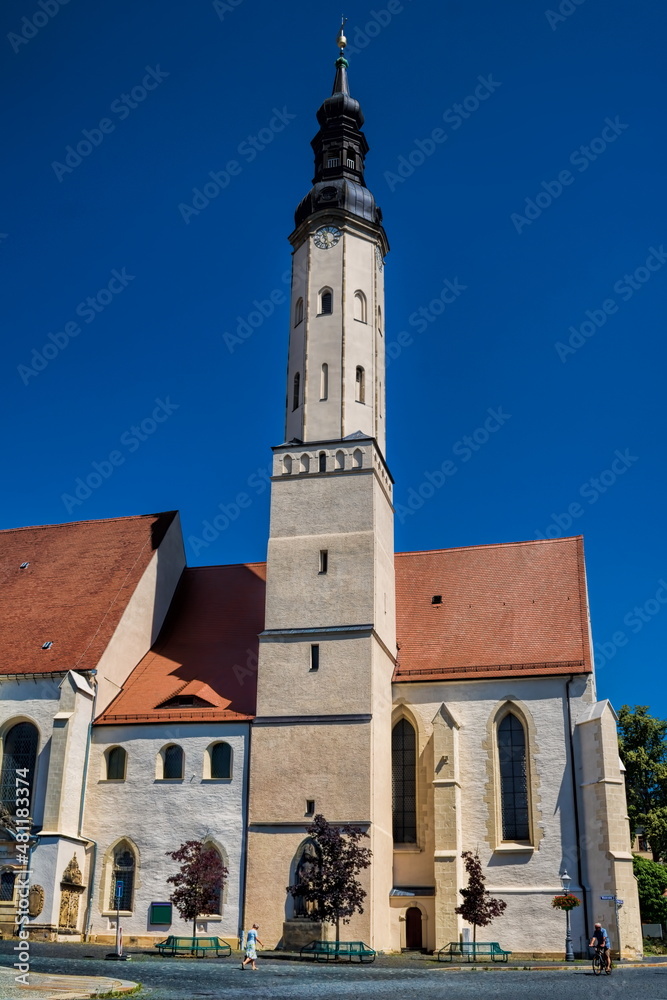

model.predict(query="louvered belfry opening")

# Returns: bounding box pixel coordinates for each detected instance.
[392,718,417,844]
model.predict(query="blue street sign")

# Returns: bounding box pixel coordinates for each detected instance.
[600,895,614,900]
[115,881,124,898]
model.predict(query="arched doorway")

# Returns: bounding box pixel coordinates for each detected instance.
[405,906,422,950]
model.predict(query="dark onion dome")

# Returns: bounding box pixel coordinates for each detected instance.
[295,28,385,235]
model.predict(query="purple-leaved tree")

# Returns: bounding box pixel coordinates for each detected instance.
[286,814,372,942]
[455,850,507,950]
[166,841,228,943]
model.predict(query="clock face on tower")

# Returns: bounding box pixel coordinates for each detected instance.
[313,225,342,249]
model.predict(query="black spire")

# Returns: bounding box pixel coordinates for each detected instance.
[294,20,384,231]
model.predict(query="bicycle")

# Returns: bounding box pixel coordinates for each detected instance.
[592,945,612,975]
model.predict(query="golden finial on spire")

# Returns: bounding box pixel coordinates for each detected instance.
[336,16,347,53]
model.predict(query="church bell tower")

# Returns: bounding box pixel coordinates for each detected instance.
[245,24,396,949]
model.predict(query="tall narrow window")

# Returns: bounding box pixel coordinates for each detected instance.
[310,645,320,671]
[392,719,417,844]
[355,366,365,403]
[320,289,333,315]
[0,722,38,814]
[210,742,232,780]
[498,713,529,841]
[106,746,127,781]
[319,549,328,574]
[335,450,345,470]
[163,745,184,780]
[294,297,304,326]
[203,844,224,914]
[320,363,328,400]
[283,455,293,475]
[300,454,310,473]
[109,845,135,910]
[318,451,326,473]
[378,306,382,336]
[354,291,367,323]
[353,448,363,469]
[379,381,382,417]
[292,372,300,411]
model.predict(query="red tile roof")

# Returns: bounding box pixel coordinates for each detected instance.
[95,563,267,725]
[0,512,177,675]
[394,536,591,682]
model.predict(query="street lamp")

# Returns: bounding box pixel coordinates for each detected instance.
[560,870,575,962]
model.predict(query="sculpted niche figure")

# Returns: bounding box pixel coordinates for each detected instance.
[293,841,319,918]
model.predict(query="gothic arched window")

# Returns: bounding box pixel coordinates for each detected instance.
[320,363,328,400]
[294,297,304,326]
[497,713,530,841]
[320,289,333,315]
[283,454,293,475]
[210,742,232,780]
[354,291,367,323]
[0,721,38,814]
[202,843,225,914]
[109,844,136,911]
[292,372,300,411]
[106,746,127,781]
[355,366,365,404]
[162,745,184,780]
[392,719,417,844]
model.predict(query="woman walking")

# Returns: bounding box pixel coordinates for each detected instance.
[241,923,263,970]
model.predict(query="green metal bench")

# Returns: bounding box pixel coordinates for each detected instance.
[155,935,232,957]
[300,940,376,963]
[438,941,511,962]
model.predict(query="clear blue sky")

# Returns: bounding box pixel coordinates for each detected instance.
[2,0,665,719]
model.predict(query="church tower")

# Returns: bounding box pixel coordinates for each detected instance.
[245,24,395,949]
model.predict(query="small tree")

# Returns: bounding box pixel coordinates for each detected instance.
[286,814,372,942]
[455,851,507,948]
[166,841,228,942]
[618,705,667,859]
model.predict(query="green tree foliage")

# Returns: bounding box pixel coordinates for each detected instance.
[455,851,507,946]
[633,855,667,926]
[286,814,372,942]
[617,705,667,860]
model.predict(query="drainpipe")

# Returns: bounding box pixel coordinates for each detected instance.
[77,671,98,941]
[565,674,588,951]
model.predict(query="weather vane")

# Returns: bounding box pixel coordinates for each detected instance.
[337,16,348,53]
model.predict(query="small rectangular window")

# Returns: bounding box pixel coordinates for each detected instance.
[431,595,442,605]
[319,550,328,574]
[306,799,315,816]
[327,157,339,168]
[310,644,320,671]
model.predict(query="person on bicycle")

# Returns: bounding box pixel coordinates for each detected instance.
[589,922,611,970]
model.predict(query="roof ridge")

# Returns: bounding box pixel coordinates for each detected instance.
[396,536,583,557]
[0,511,177,535]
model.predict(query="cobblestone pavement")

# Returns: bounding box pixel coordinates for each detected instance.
[0,943,665,1000]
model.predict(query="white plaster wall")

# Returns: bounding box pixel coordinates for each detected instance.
[84,722,249,942]
[394,675,590,953]
[93,514,185,715]
[0,676,63,828]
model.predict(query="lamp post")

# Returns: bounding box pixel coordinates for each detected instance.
[560,870,575,962]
